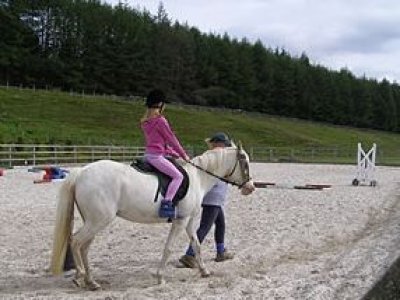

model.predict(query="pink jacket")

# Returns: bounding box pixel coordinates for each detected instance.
[141,115,188,158]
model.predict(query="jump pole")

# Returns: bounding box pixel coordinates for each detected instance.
[254,181,332,190]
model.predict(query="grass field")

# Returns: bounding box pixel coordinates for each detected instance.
[1,87,399,164]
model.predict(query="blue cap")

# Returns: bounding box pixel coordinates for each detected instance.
[206,132,232,146]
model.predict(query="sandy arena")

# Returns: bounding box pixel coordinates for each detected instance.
[0,162,399,299]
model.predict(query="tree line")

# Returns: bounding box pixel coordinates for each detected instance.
[1,0,399,132]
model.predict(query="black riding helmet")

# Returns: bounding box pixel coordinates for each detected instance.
[205,132,232,147]
[145,89,168,108]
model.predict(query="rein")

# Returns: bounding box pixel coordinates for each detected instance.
[187,152,249,189]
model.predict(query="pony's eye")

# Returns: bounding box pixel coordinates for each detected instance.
[244,164,249,175]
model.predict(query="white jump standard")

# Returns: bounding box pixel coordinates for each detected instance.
[352,143,377,187]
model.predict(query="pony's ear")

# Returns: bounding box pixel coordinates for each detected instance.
[238,140,243,150]
[230,139,236,148]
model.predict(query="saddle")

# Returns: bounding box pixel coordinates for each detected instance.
[131,157,189,205]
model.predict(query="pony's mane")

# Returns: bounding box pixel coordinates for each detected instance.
[190,146,236,172]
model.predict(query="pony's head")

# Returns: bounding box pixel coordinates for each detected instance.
[223,140,255,195]
[191,139,255,195]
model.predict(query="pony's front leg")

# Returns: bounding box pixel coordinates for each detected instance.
[186,217,210,278]
[157,220,185,284]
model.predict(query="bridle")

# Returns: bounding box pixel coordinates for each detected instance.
[187,147,251,189]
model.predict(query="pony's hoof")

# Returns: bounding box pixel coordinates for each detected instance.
[87,281,101,291]
[157,276,166,285]
[200,269,211,278]
[72,277,86,288]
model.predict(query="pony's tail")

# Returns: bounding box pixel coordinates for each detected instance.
[50,168,81,275]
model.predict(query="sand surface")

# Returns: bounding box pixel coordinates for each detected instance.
[0,163,399,299]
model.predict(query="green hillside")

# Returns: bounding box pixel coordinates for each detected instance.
[1,87,399,160]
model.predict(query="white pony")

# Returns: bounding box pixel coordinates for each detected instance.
[50,143,255,290]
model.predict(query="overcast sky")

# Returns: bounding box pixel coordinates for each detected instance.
[105,0,400,83]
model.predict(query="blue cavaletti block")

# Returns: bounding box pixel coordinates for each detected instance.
[50,167,69,179]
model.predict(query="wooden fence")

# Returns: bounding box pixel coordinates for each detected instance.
[0,144,145,167]
[0,144,398,168]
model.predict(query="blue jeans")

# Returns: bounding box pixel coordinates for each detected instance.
[186,205,225,255]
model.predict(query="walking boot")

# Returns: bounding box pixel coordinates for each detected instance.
[215,250,234,262]
[179,255,198,268]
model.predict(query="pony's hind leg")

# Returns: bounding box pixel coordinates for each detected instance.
[70,228,87,288]
[81,237,100,290]
[71,219,111,290]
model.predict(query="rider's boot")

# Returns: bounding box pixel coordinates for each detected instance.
[159,199,176,218]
